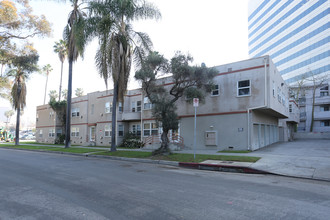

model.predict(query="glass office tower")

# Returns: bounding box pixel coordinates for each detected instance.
[248,0,330,84]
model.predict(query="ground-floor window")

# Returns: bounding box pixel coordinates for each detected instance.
[56,128,62,137]
[143,122,158,136]
[48,129,55,138]
[71,127,79,137]
[118,124,124,137]
[104,124,111,137]
[39,130,43,138]
[131,124,141,136]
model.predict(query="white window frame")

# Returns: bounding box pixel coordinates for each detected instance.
[39,130,43,138]
[56,128,62,137]
[48,129,55,138]
[71,127,79,137]
[72,108,80,117]
[119,102,123,112]
[118,124,124,137]
[104,124,111,137]
[237,80,250,97]
[131,124,141,136]
[211,85,220,96]
[320,86,329,97]
[144,97,153,110]
[105,102,111,113]
[131,101,142,112]
[49,111,54,118]
[320,105,330,112]
[143,122,158,136]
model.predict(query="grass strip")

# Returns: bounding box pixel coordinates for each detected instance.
[96,151,260,163]
[0,144,105,153]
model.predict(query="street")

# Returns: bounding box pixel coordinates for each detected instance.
[0,148,330,220]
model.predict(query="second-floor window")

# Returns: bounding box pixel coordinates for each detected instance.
[131,101,142,112]
[237,80,250,96]
[289,104,292,113]
[320,86,329,97]
[72,108,80,117]
[49,111,54,118]
[211,85,219,96]
[119,102,123,112]
[105,102,111,113]
[144,97,153,110]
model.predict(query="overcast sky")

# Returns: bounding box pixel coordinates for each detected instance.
[1,0,249,128]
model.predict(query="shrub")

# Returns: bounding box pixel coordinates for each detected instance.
[55,134,65,144]
[119,132,144,148]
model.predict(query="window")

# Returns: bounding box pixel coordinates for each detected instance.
[289,104,292,113]
[320,105,330,111]
[144,97,153,109]
[321,121,330,127]
[71,127,79,137]
[56,129,62,137]
[320,86,329,97]
[237,80,250,96]
[277,87,281,103]
[49,111,54,118]
[72,108,80,117]
[91,104,94,115]
[282,92,285,106]
[272,81,275,97]
[39,130,43,138]
[118,124,124,137]
[132,101,142,112]
[48,129,55,137]
[211,85,219,96]
[132,124,141,136]
[36,113,39,122]
[143,122,158,136]
[104,124,111,137]
[119,102,123,112]
[105,102,111,113]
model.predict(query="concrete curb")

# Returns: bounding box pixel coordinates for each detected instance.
[178,162,271,174]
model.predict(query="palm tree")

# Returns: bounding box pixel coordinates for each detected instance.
[63,0,88,148]
[6,45,39,145]
[88,0,161,151]
[42,64,53,104]
[53,39,67,101]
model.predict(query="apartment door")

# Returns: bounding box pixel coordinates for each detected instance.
[90,126,96,142]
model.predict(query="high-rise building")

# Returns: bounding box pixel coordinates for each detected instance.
[248,0,330,85]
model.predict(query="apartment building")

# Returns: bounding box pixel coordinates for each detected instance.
[297,81,330,132]
[36,56,298,151]
[248,0,330,84]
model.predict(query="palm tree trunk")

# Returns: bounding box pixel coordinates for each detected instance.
[59,61,64,101]
[15,82,22,146]
[65,60,73,148]
[44,74,49,104]
[15,107,20,146]
[111,83,118,152]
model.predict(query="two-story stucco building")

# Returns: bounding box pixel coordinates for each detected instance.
[36,56,298,151]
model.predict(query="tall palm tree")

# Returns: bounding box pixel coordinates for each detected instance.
[88,0,161,151]
[63,0,88,148]
[6,45,39,145]
[53,39,67,101]
[42,64,53,104]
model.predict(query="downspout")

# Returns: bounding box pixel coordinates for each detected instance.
[140,92,143,142]
[247,57,268,150]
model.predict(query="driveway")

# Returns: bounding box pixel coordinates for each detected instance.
[250,139,330,181]
[251,139,330,158]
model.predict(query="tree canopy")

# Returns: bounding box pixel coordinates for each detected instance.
[135,51,217,154]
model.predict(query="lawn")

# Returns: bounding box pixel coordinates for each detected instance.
[218,150,251,153]
[0,144,106,153]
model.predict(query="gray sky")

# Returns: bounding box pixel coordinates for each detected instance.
[1,0,249,127]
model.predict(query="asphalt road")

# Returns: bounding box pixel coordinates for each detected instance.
[0,148,330,220]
